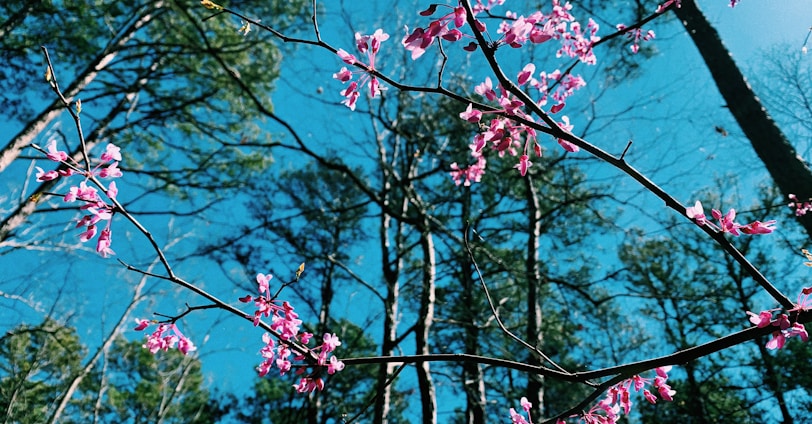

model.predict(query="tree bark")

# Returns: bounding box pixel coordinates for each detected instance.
[0,3,161,173]
[524,175,545,414]
[674,0,812,238]
[460,191,486,424]
[415,228,437,424]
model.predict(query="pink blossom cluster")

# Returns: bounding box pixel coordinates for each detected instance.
[747,308,809,350]
[450,64,585,183]
[134,319,197,355]
[402,4,469,60]
[495,3,600,64]
[685,201,776,236]
[615,24,655,54]
[788,194,812,216]
[35,140,122,257]
[553,366,676,423]
[240,273,345,392]
[333,29,389,110]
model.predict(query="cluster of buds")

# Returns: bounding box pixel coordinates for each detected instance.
[240,272,345,392]
[36,140,122,257]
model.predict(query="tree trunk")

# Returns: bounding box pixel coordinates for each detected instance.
[461,191,486,424]
[415,228,437,424]
[524,175,545,414]
[0,3,161,173]
[674,0,812,238]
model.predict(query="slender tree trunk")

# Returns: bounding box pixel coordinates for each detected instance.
[48,259,155,423]
[415,227,437,424]
[0,57,161,242]
[674,0,812,238]
[373,179,404,423]
[523,175,544,413]
[461,191,486,424]
[0,3,161,173]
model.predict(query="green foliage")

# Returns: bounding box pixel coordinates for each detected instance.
[0,319,86,423]
[99,338,223,423]
[0,320,223,423]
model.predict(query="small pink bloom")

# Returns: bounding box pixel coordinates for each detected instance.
[766,331,786,350]
[36,167,59,182]
[740,220,776,235]
[98,162,122,178]
[514,154,532,176]
[459,103,483,122]
[453,6,466,27]
[107,181,118,199]
[322,333,342,352]
[747,310,773,327]
[685,200,706,225]
[256,273,273,293]
[520,396,532,412]
[332,67,353,82]
[79,225,98,242]
[657,383,676,401]
[712,208,740,235]
[46,140,68,162]
[517,63,535,86]
[96,227,115,257]
[134,319,151,331]
[643,389,658,404]
[336,49,356,65]
[327,355,345,374]
[100,144,122,162]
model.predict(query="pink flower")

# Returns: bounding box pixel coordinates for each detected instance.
[643,389,658,404]
[520,396,532,412]
[509,408,529,424]
[766,331,786,350]
[712,208,740,236]
[340,82,360,110]
[656,0,682,13]
[556,117,579,152]
[517,63,536,86]
[474,77,497,101]
[96,227,115,257]
[336,49,356,65]
[514,154,532,176]
[46,140,68,162]
[459,103,483,122]
[64,181,100,203]
[685,200,706,225]
[79,225,98,242]
[747,310,773,328]
[322,333,342,352]
[403,5,470,60]
[107,181,118,199]
[327,355,345,374]
[134,319,151,331]
[97,162,122,178]
[332,67,353,82]
[334,30,389,110]
[143,323,195,355]
[740,220,776,235]
[294,377,324,393]
[100,144,122,162]
[795,286,812,311]
[656,383,676,401]
[257,273,273,294]
[35,167,59,182]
